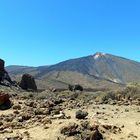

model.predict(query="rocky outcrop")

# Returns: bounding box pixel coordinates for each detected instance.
[19,74,37,91]
[0,59,5,82]
[0,59,5,70]
[0,59,14,85]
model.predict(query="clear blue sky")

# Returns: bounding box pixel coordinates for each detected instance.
[0,0,140,66]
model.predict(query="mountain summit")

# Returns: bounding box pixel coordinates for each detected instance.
[93,52,107,59]
[6,53,140,89]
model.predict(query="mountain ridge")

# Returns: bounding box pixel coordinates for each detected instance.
[6,52,140,89]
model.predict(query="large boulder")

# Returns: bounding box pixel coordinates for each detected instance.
[0,92,12,110]
[19,74,37,91]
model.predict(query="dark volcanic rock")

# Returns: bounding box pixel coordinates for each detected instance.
[0,92,9,106]
[81,129,103,140]
[61,123,80,136]
[90,129,103,140]
[19,74,37,91]
[0,59,14,85]
[13,104,21,110]
[0,59,5,82]
[21,113,32,121]
[76,110,88,119]
[0,92,12,110]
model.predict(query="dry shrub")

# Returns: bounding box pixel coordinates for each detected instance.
[99,82,140,102]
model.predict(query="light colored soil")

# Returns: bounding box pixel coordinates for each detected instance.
[0,104,140,140]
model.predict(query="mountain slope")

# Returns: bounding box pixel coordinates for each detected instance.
[34,52,140,84]
[6,52,140,88]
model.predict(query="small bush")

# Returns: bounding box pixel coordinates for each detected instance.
[99,91,116,102]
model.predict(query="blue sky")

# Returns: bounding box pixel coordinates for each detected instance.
[0,0,140,66]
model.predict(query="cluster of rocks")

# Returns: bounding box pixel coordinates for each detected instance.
[60,122,103,140]
[0,91,123,140]
[0,97,66,134]
[60,120,122,140]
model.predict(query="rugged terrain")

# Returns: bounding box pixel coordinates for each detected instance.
[0,84,140,140]
[6,53,140,89]
[1,53,140,140]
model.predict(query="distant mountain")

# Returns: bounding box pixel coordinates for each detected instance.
[6,65,49,76]
[6,52,140,89]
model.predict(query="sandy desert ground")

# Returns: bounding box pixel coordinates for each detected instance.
[0,91,140,140]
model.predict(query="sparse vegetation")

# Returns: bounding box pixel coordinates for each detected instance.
[97,83,140,103]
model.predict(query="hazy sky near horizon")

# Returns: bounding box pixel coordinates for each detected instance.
[0,0,140,66]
